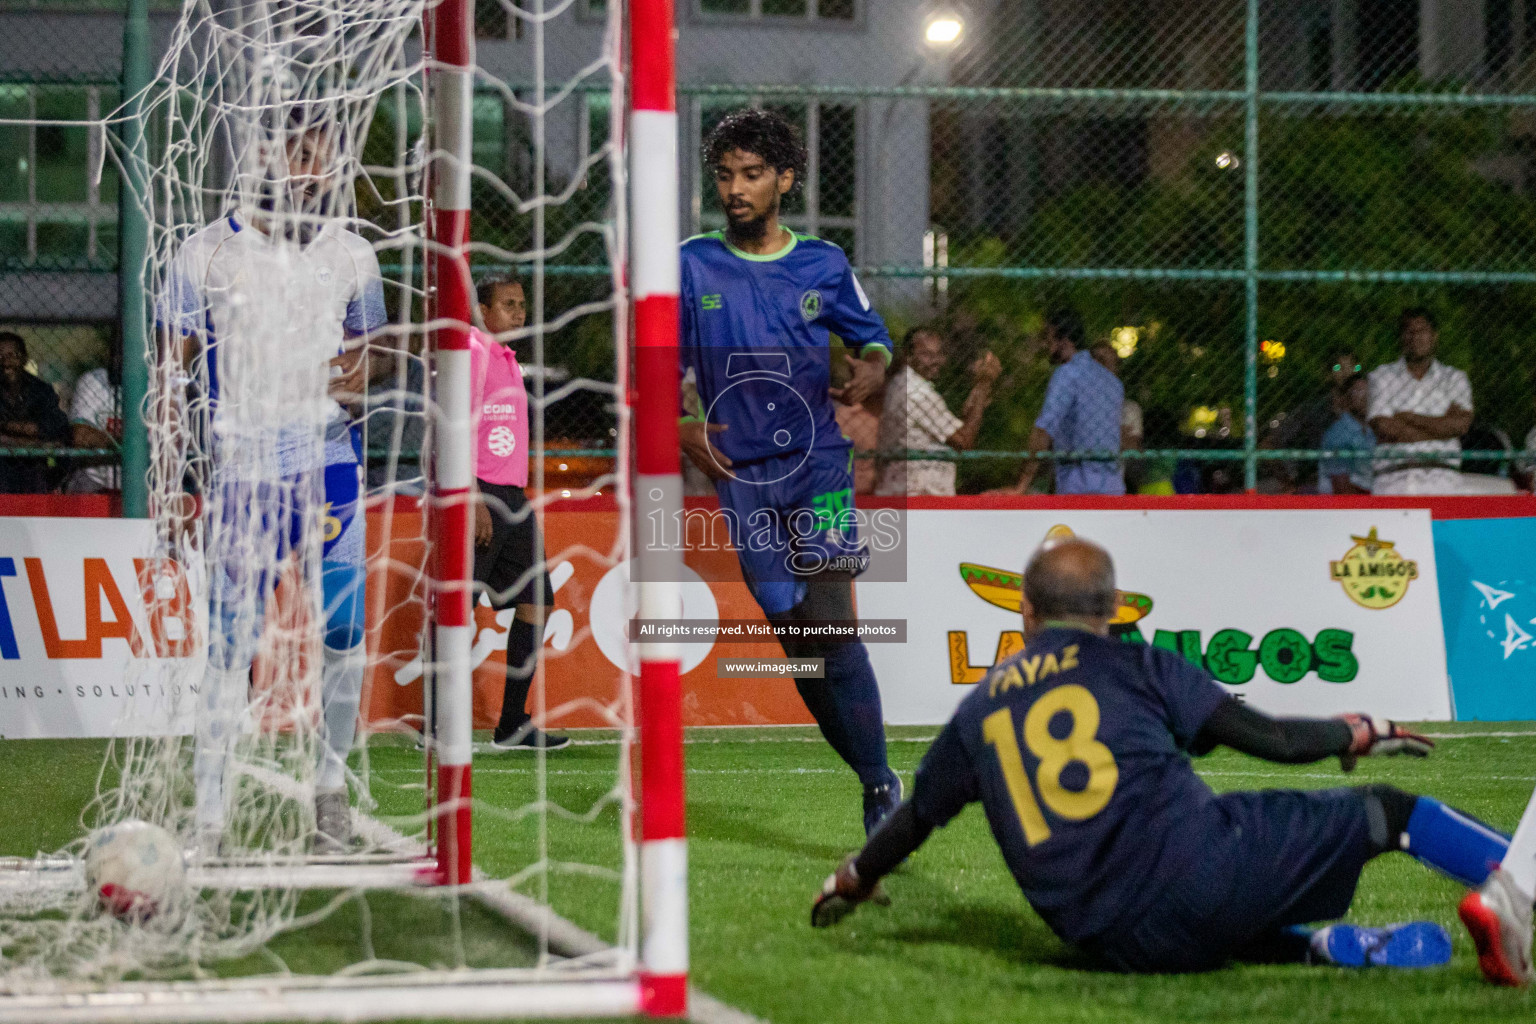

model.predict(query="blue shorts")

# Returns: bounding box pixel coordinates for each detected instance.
[714,447,868,616]
[1081,788,1375,973]
[208,432,366,668]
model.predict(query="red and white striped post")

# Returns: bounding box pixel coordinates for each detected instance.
[630,0,688,1015]
[424,0,475,887]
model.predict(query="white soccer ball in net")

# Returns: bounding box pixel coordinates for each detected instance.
[83,821,188,924]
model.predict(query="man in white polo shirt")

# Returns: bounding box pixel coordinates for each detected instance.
[874,326,999,496]
[1367,307,1473,495]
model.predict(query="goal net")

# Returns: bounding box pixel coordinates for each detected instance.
[0,0,687,1019]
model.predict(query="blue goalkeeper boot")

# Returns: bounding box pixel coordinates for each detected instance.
[1309,921,1453,968]
[862,769,903,837]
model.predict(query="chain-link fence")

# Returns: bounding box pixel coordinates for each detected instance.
[647,0,1536,495]
[10,0,1536,496]
[0,0,136,490]
[0,64,122,489]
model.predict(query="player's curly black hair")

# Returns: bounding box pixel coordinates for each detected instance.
[704,108,807,198]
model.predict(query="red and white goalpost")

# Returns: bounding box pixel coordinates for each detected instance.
[423,0,477,890]
[0,0,689,1016]
[630,0,690,1014]
[420,0,690,1013]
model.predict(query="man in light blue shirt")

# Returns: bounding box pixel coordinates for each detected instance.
[1318,372,1375,495]
[997,308,1125,495]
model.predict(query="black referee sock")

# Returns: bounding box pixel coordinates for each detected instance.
[494,617,538,740]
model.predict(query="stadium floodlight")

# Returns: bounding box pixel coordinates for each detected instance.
[924,11,965,48]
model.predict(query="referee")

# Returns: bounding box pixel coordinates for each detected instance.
[472,274,568,751]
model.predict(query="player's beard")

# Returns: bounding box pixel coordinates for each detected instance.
[725,196,775,245]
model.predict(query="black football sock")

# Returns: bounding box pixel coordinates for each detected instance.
[494,617,538,740]
[794,641,891,790]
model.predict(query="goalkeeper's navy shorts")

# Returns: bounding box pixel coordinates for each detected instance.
[1079,787,1375,973]
[713,447,870,616]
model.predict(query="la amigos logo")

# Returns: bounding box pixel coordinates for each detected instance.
[1330,527,1418,609]
[945,525,1360,687]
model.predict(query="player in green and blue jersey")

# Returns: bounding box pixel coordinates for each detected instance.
[679,109,899,835]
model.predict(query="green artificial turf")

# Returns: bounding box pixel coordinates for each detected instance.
[5,724,1536,1022]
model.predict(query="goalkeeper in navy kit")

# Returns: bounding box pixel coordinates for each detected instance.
[679,108,900,834]
[814,536,1529,975]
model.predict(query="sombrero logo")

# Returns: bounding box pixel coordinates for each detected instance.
[1330,527,1417,610]
[948,524,1359,687]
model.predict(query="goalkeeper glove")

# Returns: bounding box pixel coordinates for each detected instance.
[811,855,890,928]
[1338,713,1434,772]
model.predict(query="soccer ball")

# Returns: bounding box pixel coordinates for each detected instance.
[83,820,187,924]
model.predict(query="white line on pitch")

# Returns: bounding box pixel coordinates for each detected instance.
[1199,769,1536,782]
[509,730,1536,750]
[377,767,848,777]
[546,735,940,748]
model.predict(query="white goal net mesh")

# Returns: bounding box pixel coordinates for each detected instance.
[0,0,636,1002]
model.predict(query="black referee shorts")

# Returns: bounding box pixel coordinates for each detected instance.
[474,480,551,609]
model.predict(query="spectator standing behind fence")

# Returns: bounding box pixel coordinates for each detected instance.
[0,331,70,493]
[1090,341,1144,492]
[1367,308,1473,495]
[992,308,1124,495]
[1318,372,1374,495]
[65,351,122,494]
[874,327,1000,497]
[471,275,569,752]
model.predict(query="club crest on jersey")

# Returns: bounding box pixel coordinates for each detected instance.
[316,266,334,286]
[799,289,822,322]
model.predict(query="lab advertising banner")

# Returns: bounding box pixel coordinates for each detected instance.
[3,505,1451,737]
[0,517,204,739]
[856,509,1451,725]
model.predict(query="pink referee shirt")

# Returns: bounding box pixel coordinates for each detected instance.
[469,326,530,487]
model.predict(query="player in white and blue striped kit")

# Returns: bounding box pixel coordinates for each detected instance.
[161,118,385,853]
[679,109,901,835]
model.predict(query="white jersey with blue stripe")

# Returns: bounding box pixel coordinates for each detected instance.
[160,213,387,478]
